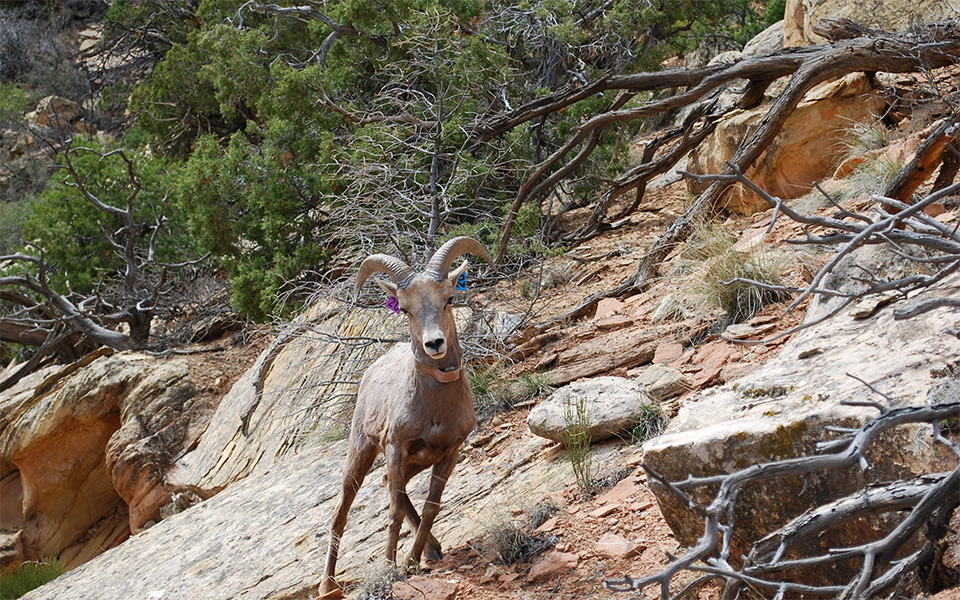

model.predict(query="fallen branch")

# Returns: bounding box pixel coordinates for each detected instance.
[607,397,960,599]
[670,168,960,343]
[519,18,960,319]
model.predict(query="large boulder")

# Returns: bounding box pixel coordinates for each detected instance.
[104,358,203,533]
[686,72,887,214]
[0,352,129,566]
[528,376,654,444]
[784,0,960,47]
[643,268,960,584]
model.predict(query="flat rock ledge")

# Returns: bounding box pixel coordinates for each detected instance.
[21,431,631,600]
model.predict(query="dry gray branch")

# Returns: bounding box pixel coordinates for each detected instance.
[677,167,960,342]
[606,398,960,600]
[534,18,960,321]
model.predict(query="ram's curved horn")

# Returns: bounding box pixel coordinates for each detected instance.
[356,254,414,294]
[424,237,493,279]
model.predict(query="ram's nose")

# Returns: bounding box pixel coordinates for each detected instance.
[423,336,447,359]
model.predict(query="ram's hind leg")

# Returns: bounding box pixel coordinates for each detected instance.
[406,448,459,568]
[398,493,443,560]
[321,436,378,598]
[396,461,443,560]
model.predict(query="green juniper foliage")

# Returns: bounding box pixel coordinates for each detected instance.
[1,0,780,321]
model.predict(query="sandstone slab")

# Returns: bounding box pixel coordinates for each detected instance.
[19,428,631,599]
[172,303,410,492]
[643,271,960,584]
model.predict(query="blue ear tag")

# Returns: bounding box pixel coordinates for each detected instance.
[385,296,402,314]
[456,272,467,291]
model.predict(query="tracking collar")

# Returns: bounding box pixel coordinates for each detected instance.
[414,357,462,383]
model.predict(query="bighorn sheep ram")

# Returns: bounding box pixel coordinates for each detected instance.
[320,236,493,598]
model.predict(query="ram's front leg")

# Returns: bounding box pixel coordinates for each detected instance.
[405,447,459,568]
[384,443,407,565]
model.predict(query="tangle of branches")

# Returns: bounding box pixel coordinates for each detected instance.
[606,396,960,600]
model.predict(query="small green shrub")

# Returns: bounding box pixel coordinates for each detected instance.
[0,82,30,123]
[563,393,593,494]
[0,559,63,599]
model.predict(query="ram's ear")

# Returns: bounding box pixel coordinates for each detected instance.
[377,278,399,297]
[447,260,468,286]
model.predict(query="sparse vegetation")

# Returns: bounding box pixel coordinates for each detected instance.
[355,562,404,600]
[688,223,790,323]
[517,372,553,402]
[0,559,63,599]
[472,365,553,421]
[482,500,559,565]
[840,120,898,157]
[563,393,593,494]
[839,153,908,202]
[631,401,670,443]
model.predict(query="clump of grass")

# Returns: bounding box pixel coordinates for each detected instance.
[689,225,790,323]
[631,401,670,443]
[839,153,906,202]
[471,365,553,422]
[563,393,593,494]
[0,559,63,599]
[470,363,513,421]
[483,500,559,565]
[517,371,553,402]
[840,120,895,157]
[355,562,403,600]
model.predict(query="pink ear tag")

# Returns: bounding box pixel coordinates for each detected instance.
[385,296,402,314]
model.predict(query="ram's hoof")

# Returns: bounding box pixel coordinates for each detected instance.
[319,580,344,599]
[425,544,443,562]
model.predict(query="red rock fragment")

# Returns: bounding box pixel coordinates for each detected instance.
[391,576,458,600]
[588,503,620,518]
[527,551,580,582]
[595,532,645,559]
[653,340,684,364]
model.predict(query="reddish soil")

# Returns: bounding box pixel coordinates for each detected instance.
[423,408,691,600]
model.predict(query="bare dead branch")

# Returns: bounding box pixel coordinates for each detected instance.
[884,109,960,202]
[518,19,960,318]
[607,398,960,600]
